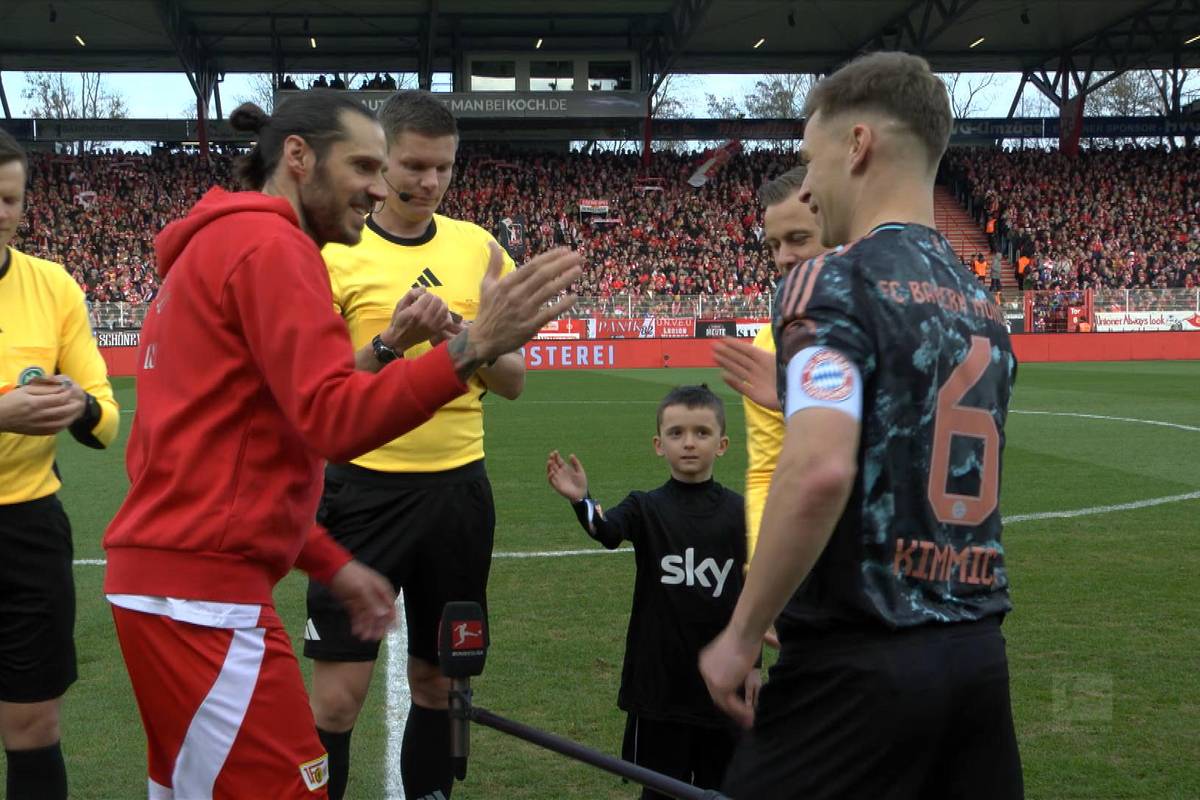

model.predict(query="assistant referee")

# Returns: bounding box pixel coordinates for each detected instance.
[0,131,118,800]
[305,90,523,800]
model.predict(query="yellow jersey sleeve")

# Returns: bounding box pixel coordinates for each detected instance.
[57,274,119,448]
[0,248,119,504]
[744,324,785,563]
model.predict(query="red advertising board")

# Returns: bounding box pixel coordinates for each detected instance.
[97,332,1200,378]
[593,317,655,339]
[655,318,696,338]
[534,318,589,340]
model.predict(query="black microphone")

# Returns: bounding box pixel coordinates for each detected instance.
[381,173,414,203]
[438,601,488,781]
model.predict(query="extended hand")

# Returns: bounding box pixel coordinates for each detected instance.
[712,337,781,411]
[384,288,453,352]
[450,244,581,375]
[546,450,588,502]
[0,378,86,435]
[328,560,397,641]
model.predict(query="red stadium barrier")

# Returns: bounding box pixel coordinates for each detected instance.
[1009,332,1200,362]
[99,332,1200,378]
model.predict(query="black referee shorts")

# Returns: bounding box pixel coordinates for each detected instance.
[0,495,77,703]
[304,460,495,665]
[723,617,1023,800]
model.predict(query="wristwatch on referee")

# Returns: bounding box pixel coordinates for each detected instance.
[372,334,401,365]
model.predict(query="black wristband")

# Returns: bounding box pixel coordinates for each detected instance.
[68,392,104,449]
[570,492,595,529]
[372,334,400,364]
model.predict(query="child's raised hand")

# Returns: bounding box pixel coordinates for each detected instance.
[546,450,589,502]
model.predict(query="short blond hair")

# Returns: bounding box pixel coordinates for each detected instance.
[804,51,951,167]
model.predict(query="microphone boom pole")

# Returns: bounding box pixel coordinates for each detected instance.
[468,704,731,800]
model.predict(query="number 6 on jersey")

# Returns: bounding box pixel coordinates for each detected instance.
[927,336,1001,526]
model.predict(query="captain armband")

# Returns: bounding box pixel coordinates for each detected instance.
[784,346,863,421]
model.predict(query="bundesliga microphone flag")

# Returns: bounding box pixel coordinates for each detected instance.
[438,601,488,678]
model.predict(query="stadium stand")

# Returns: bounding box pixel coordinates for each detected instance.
[12,146,1200,325]
[945,146,1200,293]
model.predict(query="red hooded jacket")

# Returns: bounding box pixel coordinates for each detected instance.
[104,188,467,604]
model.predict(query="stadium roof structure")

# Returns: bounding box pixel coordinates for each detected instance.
[2,1,1199,75]
[2,0,1200,119]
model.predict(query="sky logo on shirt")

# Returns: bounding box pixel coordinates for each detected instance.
[661,548,735,598]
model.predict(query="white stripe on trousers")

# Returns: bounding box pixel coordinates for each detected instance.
[150,627,267,799]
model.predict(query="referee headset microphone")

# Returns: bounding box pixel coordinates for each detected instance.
[376,171,413,209]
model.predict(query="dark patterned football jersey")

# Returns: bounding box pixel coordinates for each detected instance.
[772,222,1017,634]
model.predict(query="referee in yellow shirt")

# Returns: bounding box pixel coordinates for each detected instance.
[0,131,118,800]
[304,91,524,800]
[717,167,830,563]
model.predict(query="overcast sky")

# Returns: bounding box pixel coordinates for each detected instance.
[2,69,1031,119]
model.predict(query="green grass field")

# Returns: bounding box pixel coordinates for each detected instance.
[6,362,1200,799]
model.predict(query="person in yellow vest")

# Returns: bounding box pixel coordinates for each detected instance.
[0,130,118,800]
[713,166,831,565]
[304,91,524,800]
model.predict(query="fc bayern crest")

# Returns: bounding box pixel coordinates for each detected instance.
[800,349,855,401]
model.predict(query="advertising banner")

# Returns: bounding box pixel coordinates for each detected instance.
[655,318,697,338]
[96,331,141,348]
[697,320,737,339]
[1093,311,1200,332]
[535,319,589,340]
[593,317,656,339]
[735,320,769,338]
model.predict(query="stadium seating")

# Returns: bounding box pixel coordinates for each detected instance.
[13,146,1199,313]
[944,146,1200,293]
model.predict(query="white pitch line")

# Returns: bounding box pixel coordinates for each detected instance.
[71,487,1200,570]
[384,592,409,800]
[1010,409,1200,433]
[1002,490,1200,523]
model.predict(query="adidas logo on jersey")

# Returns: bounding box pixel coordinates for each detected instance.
[660,549,735,598]
[304,619,320,641]
[412,268,443,288]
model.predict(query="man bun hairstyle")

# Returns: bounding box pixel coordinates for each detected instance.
[657,384,727,435]
[230,91,377,190]
[803,51,951,169]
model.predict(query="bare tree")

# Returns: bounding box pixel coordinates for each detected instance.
[1088,71,1164,117]
[705,93,743,119]
[940,72,999,118]
[1016,85,1058,117]
[22,72,129,153]
[743,73,817,118]
[650,73,688,119]
[23,72,128,120]
[235,73,278,112]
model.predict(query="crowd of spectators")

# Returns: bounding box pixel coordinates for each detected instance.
[12,145,794,309]
[15,150,233,304]
[12,143,1200,317]
[945,145,1200,293]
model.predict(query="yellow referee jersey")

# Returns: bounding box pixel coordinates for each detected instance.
[0,246,119,505]
[744,323,785,562]
[322,214,516,473]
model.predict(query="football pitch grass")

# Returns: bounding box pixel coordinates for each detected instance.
[5,361,1199,799]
